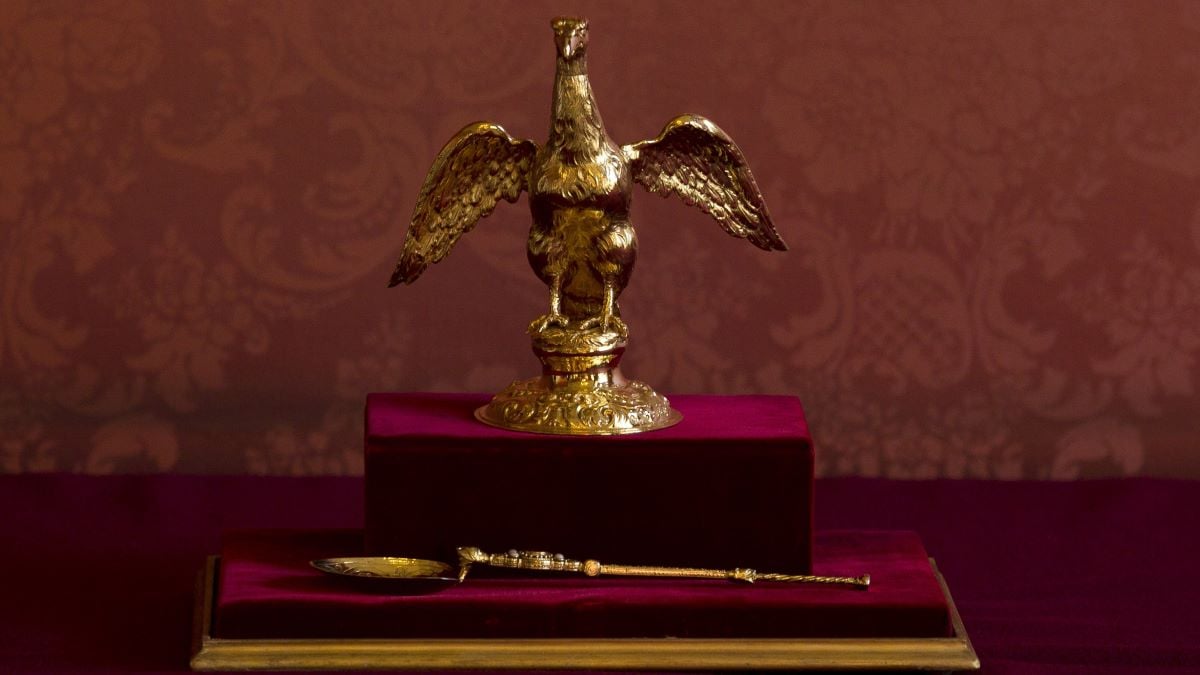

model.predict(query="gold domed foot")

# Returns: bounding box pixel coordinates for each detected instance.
[475,377,681,435]
[475,324,682,435]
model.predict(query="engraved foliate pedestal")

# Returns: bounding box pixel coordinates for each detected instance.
[475,325,681,435]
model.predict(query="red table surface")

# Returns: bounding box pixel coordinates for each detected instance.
[2,474,1200,673]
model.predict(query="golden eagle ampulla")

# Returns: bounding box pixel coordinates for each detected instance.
[389,17,786,435]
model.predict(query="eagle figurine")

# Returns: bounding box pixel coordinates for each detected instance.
[389,17,786,338]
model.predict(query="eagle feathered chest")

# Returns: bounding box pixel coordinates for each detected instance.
[524,124,636,315]
[530,139,630,214]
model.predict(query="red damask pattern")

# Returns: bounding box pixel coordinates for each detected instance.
[2,1,1198,477]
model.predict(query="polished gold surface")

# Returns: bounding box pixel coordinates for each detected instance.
[191,556,979,671]
[388,17,786,435]
[457,547,869,589]
[310,557,457,581]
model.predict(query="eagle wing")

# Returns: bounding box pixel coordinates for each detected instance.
[388,122,538,286]
[623,114,786,251]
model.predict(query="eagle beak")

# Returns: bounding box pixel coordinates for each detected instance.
[563,33,584,59]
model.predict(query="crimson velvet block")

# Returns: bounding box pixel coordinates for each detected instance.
[364,393,814,571]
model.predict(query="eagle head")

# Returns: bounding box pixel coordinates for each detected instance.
[552,17,589,60]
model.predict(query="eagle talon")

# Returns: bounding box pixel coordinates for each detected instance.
[529,313,571,335]
[579,315,627,338]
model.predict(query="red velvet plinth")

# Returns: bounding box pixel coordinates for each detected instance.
[214,529,950,640]
[364,393,815,571]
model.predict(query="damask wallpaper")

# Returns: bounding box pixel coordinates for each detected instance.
[2,0,1199,477]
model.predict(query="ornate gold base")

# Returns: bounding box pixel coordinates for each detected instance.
[474,324,682,435]
[475,376,682,435]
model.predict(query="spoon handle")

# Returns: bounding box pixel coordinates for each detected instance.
[456,547,869,589]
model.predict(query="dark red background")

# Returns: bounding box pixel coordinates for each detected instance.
[3,0,1200,478]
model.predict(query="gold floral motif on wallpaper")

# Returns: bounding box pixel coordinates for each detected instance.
[1,0,1198,477]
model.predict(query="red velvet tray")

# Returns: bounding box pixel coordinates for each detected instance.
[193,529,978,670]
[213,529,945,639]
